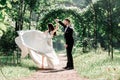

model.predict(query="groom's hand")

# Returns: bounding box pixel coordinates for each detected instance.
[65,44,68,48]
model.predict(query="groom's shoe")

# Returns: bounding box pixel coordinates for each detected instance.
[63,66,68,69]
[65,67,74,70]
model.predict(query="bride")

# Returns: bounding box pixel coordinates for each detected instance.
[15,23,59,69]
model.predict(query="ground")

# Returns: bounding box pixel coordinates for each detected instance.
[19,54,88,80]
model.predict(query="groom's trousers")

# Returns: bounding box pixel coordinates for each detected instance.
[66,43,74,68]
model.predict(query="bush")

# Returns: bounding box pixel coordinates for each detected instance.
[0,27,17,55]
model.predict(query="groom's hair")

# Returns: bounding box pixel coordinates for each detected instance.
[65,19,70,23]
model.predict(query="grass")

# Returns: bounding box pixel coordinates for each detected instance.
[74,50,120,80]
[0,58,37,80]
[1,50,120,80]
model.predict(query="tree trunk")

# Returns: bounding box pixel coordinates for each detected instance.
[28,9,32,30]
[15,0,26,64]
[93,6,98,50]
[15,0,25,31]
[86,0,98,50]
[82,23,87,53]
[107,0,113,59]
[109,0,113,59]
[36,13,40,30]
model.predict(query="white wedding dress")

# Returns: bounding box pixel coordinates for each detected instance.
[15,30,59,68]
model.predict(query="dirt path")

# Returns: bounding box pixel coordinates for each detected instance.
[20,54,88,80]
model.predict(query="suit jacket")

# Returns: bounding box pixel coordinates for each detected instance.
[58,21,74,45]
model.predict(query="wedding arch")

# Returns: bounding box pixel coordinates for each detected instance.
[38,8,85,52]
[39,9,83,31]
[38,8,100,53]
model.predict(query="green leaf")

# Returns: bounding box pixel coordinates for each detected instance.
[13,0,18,2]
[0,22,7,32]
[6,1,12,9]
[0,30,3,36]
[118,23,120,27]
[0,0,6,5]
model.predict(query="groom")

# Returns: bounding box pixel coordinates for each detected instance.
[55,18,74,70]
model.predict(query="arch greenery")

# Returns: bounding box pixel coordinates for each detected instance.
[38,9,85,51]
[39,9,82,32]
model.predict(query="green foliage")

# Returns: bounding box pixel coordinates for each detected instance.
[39,9,82,30]
[0,27,16,54]
[0,0,6,5]
[78,0,120,50]
[0,0,120,54]
[25,0,37,9]
[0,22,7,36]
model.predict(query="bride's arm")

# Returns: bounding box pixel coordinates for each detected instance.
[44,30,49,34]
[51,23,59,36]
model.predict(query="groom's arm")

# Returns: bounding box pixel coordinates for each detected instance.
[58,21,66,29]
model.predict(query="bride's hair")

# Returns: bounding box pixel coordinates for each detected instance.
[48,23,56,36]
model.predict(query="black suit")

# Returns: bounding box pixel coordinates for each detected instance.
[59,21,74,68]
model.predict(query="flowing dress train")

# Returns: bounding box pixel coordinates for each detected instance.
[15,30,59,68]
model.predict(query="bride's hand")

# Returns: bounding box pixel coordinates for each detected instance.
[55,19,59,23]
[55,22,59,30]
[50,26,59,36]
[55,25,59,30]
[64,44,68,48]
